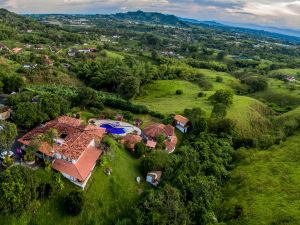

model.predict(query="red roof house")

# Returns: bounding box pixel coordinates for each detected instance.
[12,47,22,54]
[18,116,105,189]
[143,123,177,153]
[174,115,189,133]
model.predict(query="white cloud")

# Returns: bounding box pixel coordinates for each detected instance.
[231,1,300,16]
[0,0,299,30]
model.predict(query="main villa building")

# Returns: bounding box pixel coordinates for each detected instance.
[19,116,105,189]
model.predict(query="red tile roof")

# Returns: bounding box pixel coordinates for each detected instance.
[143,123,175,139]
[164,135,177,153]
[120,134,142,149]
[52,147,102,182]
[174,115,189,125]
[146,140,157,148]
[12,47,22,54]
[18,116,105,160]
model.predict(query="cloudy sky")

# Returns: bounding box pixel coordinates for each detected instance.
[1,0,300,30]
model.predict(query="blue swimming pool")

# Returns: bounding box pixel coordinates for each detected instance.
[100,124,126,135]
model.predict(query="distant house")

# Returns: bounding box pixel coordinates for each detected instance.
[78,49,91,54]
[68,48,77,57]
[174,115,189,133]
[62,63,71,69]
[89,48,97,52]
[44,55,54,66]
[12,47,22,54]
[0,43,8,51]
[146,171,162,187]
[120,134,142,150]
[35,45,44,50]
[23,64,31,69]
[0,104,12,120]
[143,123,177,153]
[18,116,106,189]
[23,63,37,69]
[286,76,296,82]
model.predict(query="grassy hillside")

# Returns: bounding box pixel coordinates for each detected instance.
[252,77,300,111]
[135,80,213,114]
[135,79,272,139]
[220,132,300,225]
[269,68,300,77]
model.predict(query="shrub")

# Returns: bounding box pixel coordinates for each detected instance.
[216,76,223,83]
[176,89,183,95]
[140,150,169,174]
[198,78,213,91]
[64,191,84,216]
[135,142,148,158]
[209,89,234,106]
[198,92,207,97]
[2,155,13,167]
[24,151,35,162]
[211,103,227,118]
[123,111,134,121]
[242,76,268,93]
[208,118,236,135]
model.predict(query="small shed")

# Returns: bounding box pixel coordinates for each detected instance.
[146,171,162,187]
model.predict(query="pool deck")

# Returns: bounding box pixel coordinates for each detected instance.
[90,119,142,136]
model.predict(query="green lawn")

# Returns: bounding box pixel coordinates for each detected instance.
[3,138,145,225]
[221,132,300,225]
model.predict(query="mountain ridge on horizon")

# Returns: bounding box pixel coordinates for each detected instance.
[2,8,300,43]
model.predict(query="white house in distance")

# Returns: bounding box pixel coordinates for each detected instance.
[18,116,105,189]
[0,104,12,120]
[174,115,189,133]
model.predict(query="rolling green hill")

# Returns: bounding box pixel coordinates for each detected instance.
[220,132,300,225]
[135,79,272,140]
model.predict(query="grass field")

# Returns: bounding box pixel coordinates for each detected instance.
[221,132,300,225]
[196,69,242,91]
[135,79,270,139]
[252,77,300,111]
[135,80,214,115]
[2,138,145,225]
[105,50,124,59]
[269,68,300,77]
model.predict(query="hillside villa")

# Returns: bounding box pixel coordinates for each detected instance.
[0,104,11,120]
[18,116,105,189]
[174,114,189,133]
[143,123,177,153]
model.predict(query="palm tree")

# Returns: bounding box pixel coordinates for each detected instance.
[28,128,58,160]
